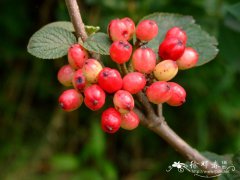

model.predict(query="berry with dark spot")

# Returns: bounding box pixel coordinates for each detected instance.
[113,90,134,114]
[101,107,121,133]
[108,17,135,41]
[68,44,89,69]
[165,27,187,45]
[121,17,135,39]
[159,37,185,61]
[82,58,103,83]
[98,67,123,93]
[109,41,132,64]
[72,69,86,91]
[58,89,83,111]
[153,60,178,81]
[84,84,106,111]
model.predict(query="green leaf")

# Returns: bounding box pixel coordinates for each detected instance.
[27,26,76,59]
[83,32,111,55]
[42,21,74,32]
[141,13,218,66]
[185,24,218,66]
[41,21,100,35]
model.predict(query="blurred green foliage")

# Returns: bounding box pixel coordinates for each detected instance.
[0,0,240,179]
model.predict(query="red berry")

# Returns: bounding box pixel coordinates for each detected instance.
[68,44,89,69]
[121,111,140,130]
[153,60,178,81]
[159,37,185,61]
[109,41,132,64]
[132,47,156,74]
[101,107,121,133]
[146,81,172,104]
[82,58,103,83]
[108,18,134,41]
[72,69,86,91]
[136,20,158,41]
[167,82,186,106]
[59,89,83,111]
[121,17,135,39]
[165,27,187,45]
[122,72,146,94]
[98,67,123,93]
[113,90,134,114]
[57,64,75,86]
[177,47,199,70]
[84,84,106,111]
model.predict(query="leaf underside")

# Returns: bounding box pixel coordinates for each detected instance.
[27,26,76,59]
[27,21,100,59]
[41,21,100,35]
[41,21,75,32]
[83,32,112,55]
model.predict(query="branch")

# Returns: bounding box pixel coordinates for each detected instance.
[134,107,223,177]
[157,103,163,117]
[65,0,88,41]
[135,91,157,121]
[65,0,101,61]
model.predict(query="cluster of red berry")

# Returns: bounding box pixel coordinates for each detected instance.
[57,17,199,134]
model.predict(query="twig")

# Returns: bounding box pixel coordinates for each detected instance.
[65,0,88,41]
[65,0,101,61]
[127,61,134,72]
[135,91,156,119]
[157,104,163,117]
[134,107,222,176]
[120,63,129,76]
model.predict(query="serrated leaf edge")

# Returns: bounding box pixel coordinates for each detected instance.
[27,26,77,59]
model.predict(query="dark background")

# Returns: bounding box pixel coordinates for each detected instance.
[0,0,240,179]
